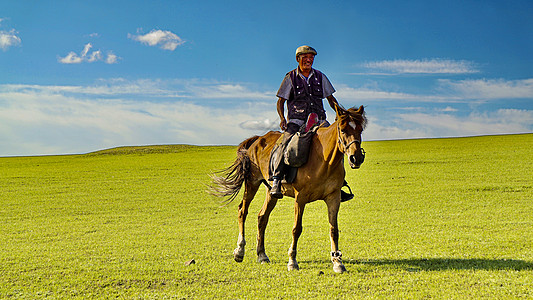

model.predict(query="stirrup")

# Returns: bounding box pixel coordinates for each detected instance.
[341,182,354,202]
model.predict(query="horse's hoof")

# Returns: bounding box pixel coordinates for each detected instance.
[331,251,346,273]
[257,252,270,264]
[332,262,347,273]
[233,248,244,262]
[287,260,299,271]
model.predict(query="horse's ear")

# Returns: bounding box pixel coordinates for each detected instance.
[357,105,364,114]
[334,102,347,117]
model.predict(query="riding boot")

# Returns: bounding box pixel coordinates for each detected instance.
[269,132,292,199]
[270,178,283,199]
[340,180,354,202]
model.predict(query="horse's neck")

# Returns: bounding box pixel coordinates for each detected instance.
[316,122,343,165]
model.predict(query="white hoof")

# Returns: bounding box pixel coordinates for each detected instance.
[331,251,347,273]
[287,259,299,271]
[233,247,245,262]
[332,257,347,273]
[332,261,347,273]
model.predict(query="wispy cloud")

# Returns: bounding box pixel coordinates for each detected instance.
[0,82,277,156]
[240,119,279,131]
[1,78,531,156]
[58,43,119,64]
[360,58,479,75]
[397,109,533,137]
[128,29,185,51]
[335,85,415,101]
[193,83,273,99]
[437,106,459,112]
[1,78,274,101]
[438,78,533,99]
[106,52,118,64]
[336,77,533,105]
[362,109,532,141]
[0,28,21,51]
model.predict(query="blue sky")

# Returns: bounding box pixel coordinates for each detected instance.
[1,0,532,156]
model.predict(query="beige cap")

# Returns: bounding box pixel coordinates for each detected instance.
[295,45,317,59]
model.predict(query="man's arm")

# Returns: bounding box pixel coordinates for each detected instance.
[277,97,287,131]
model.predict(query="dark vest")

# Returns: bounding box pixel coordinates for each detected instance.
[287,68,327,121]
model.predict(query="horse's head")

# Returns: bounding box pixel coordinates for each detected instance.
[335,105,367,169]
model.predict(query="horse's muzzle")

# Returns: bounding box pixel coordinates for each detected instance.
[348,148,365,169]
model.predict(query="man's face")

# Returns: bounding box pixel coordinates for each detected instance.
[298,53,315,72]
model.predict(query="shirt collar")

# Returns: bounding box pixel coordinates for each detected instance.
[297,67,315,81]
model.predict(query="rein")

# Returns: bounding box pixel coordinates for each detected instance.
[336,122,362,153]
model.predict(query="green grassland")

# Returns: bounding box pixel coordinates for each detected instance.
[1,134,532,299]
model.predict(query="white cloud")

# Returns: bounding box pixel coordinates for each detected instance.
[58,43,119,64]
[58,52,84,64]
[362,58,479,74]
[0,81,179,98]
[240,119,279,131]
[363,121,429,141]
[1,79,274,101]
[438,78,533,99]
[361,109,532,141]
[389,106,426,111]
[0,29,21,51]
[81,43,92,57]
[0,84,277,156]
[1,79,530,156]
[335,85,414,101]
[128,29,185,51]
[396,110,532,137]
[335,77,533,106]
[0,81,279,155]
[438,106,459,112]
[106,52,118,64]
[87,50,102,62]
[194,83,273,99]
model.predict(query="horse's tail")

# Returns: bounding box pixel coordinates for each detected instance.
[208,136,260,204]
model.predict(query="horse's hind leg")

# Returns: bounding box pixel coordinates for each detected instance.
[256,192,278,263]
[234,181,260,262]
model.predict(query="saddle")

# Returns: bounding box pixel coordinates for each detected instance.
[284,114,319,167]
[269,113,320,184]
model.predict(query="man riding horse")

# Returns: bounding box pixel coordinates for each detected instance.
[210,45,366,273]
[270,45,354,201]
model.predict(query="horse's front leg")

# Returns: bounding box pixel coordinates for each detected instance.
[233,182,259,262]
[256,193,278,263]
[326,193,347,273]
[288,200,305,271]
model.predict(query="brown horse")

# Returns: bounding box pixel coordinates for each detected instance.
[210,104,366,273]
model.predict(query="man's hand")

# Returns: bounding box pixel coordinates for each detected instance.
[279,118,287,131]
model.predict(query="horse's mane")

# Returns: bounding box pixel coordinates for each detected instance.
[337,105,367,130]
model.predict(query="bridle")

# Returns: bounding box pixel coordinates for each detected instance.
[337,121,365,157]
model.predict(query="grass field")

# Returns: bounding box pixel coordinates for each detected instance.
[1,134,532,299]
